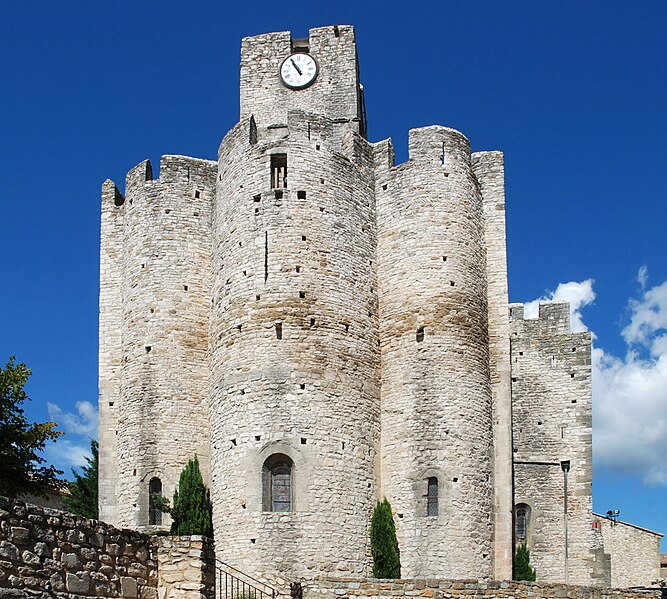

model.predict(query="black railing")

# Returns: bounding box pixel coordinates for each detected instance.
[216,561,278,599]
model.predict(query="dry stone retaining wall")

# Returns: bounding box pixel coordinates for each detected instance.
[307,577,659,599]
[0,497,214,598]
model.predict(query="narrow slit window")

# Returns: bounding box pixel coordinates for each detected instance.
[416,327,425,343]
[271,154,288,189]
[275,322,283,340]
[427,477,438,516]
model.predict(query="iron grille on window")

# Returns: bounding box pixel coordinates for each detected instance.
[427,477,438,516]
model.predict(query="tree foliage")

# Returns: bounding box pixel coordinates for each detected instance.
[170,456,213,537]
[514,543,536,581]
[0,356,63,498]
[370,498,401,578]
[65,439,98,519]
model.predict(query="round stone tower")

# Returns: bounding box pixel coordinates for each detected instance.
[376,126,494,578]
[110,156,215,529]
[209,110,380,578]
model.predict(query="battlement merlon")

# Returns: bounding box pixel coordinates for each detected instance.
[240,25,363,134]
[124,155,216,195]
[509,301,575,335]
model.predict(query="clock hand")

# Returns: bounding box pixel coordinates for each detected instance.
[291,58,303,76]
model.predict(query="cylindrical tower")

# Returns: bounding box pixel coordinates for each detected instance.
[115,155,215,529]
[210,113,380,580]
[376,126,493,578]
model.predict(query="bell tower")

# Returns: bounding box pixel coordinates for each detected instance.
[239,25,366,136]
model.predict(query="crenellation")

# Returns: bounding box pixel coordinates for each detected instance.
[98,24,659,589]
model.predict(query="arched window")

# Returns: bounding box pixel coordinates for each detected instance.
[427,477,438,516]
[262,454,294,512]
[515,503,530,542]
[149,477,163,525]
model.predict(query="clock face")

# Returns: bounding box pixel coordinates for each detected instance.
[280,53,318,89]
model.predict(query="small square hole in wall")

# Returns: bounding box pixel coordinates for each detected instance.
[275,190,283,199]
[320,178,324,184]
[443,256,447,261]
[572,347,577,352]
[342,442,346,449]
[253,194,261,202]
[239,241,243,247]
[519,351,523,356]
[571,373,575,378]
[184,285,188,291]
[250,539,256,544]
[397,513,403,519]
[295,265,301,273]
[150,308,154,313]
[537,421,543,426]
[310,318,315,326]
[416,327,425,343]
[453,477,458,482]
[255,208,259,214]
[145,346,152,353]
[297,191,306,199]
[571,399,577,404]
[344,323,350,332]
[300,383,305,390]
[512,377,518,382]
[109,402,114,407]
[239,389,245,395]
[255,435,261,441]
[193,211,199,216]
[299,291,306,299]
[301,235,307,241]
[316,144,320,150]
[301,437,307,445]
[165,209,171,214]
[231,438,237,446]
[237,324,242,332]
[243,270,247,276]
[450,281,455,286]
[382,184,387,191]
[133,469,136,476]
[256,295,261,301]
[195,190,201,199]
[319,207,325,212]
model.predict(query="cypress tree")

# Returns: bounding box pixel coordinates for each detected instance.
[370,498,401,578]
[66,439,98,519]
[170,456,213,537]
[514,543,536,581]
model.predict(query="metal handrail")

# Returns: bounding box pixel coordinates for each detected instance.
[216,560,279,599]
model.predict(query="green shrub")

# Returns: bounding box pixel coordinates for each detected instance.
[370,498,401,578]
[170,456,213,537]
[514,543,536,581]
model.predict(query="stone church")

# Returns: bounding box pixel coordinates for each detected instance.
[98,25,660,588]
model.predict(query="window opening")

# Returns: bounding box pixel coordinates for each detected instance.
[271,464,292,511]
[148,478,163,525]
[264,232,269,282]
[416,327,425,343]
[515,504,529,542]
[427,477,438,516]
[271,154,287,188]
[275,322,283,339]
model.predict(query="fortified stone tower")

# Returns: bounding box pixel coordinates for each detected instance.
[100,24,609,587]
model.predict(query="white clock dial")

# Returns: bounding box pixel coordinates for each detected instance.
[280,53,318,89]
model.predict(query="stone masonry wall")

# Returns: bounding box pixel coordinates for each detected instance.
[0,497,215,598]
[109,154,216,531]
[306,577,658,599]
[595,515,662,588]
[376,126,493,579]
[472,150,513,581]
[510,303,606,586]
[240,26,362,133]
[210,108,379,583]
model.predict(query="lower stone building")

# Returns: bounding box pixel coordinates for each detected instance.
[96,24,662,588]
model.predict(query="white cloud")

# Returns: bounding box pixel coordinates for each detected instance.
[522,279,596,333]
[523,278,667,486]
[47,400,98,437]
[42,439,90,472]
[593,278,667,485]
[637,265,649,290]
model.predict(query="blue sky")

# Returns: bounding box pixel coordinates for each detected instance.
[1,2,665,548]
